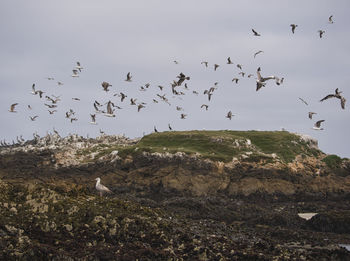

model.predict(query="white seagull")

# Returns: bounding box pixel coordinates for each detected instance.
[312,120,325,130]
[95,178,112,196]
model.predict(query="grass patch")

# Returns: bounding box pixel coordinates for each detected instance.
[322,155,343,169]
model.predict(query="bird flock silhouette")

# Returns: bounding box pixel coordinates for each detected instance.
[5,14,346,146]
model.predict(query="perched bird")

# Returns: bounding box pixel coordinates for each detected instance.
[320,88,346,109]
[90,114,97,125]
[254,50,263,58]
[72,69,79,77]
[308,112,317,119]
[201,104,209,110]
[201,61,208,67]
[101,81,112,92]
[168,123,172,131]
[226,111,233,120]
[318,30,325,38]
[298,97,308,106]
[95,177,112,197]
[312,120,325,130]
[9,103,18,112]
[290,24,298,34]
[76,62,83,72]
[328,15,334,24]
[214,64,219,71]
[252,29,261,36]
[29,116,39,121]
[227,57,233,64]
[125,72,132,82]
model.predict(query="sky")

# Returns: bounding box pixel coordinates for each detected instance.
[1,0,349,158]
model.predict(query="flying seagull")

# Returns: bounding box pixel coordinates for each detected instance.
[290,24,298,34]
[318,30,325,38]
[95,177,112,197]
[104,101,116,117]
[328,15,334,24]
[312,120,325,130]
[180,113,187,119]
[227,57,233,64]
[226,111,233,120]
[308,112,317,119]
[201,61,208,67]
[29,116,39,121]
[256,67,280,91]
[201,104,209,110]
[125,72,132,82]
[90,114,97,125]
[168,123,172,131]
[254,50,263,58]
[232,78,239,84]
[214,64,219,71]
[252,29,261,36]
[101,81,112,92]
[298,97,308,106]
[154,126,158,133]
[76,62,83,72]
[72,69,79,77]
[320,88,346,109]
[9,103,18,112]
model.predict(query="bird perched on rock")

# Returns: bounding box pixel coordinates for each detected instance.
[154,126,158,133]
[320,88,346,109]
[95,178,112,197]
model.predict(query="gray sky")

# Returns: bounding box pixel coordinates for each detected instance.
[1,0,349,158]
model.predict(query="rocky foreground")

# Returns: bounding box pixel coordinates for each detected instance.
[0,130,350,260]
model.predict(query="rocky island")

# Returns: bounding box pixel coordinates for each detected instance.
[1,130,350,260]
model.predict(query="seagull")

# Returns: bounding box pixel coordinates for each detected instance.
[180,113,187,119]
[154,126,158,133]
[238,72,245,77]
[31,84,37,95]
[254,50,264,58]
[227,57,233,64]
[9,103,18,112]
[27,105,32,110]
[29,116,39,121]
[298,97,308,106]
[201,104,209,110]
[72,98,80,101]
[57,81,64,86]
[76,62,83,72]
[328,15,334,24]
[137,104,145,112]
[104,101,116,117]
[90,114,97,124]
[312,120,325,130]
[174,60,179,64]
[226,111,233,120]
[125,72,132,82]
[201,61,208,67]
[256,67,280,91]
[237,64,243,70]
[95,177,112,197]
[48,110,57,114]
[101,81,112,92]
[320,88,346,109]
[214,64,219,71]
[46,77,54,80]
[72,69,79,77]
[70,117,78,123]
[176,72,190,86]
[318,30,325,38]
[232,78,239,84]
[308,112,317,119]
[130,98,137,105]
[158,85,164,91]
[252,29,261,36]
[192,91,199,95]
[290,24,298,34]
[45,103,57,109]
[168,123,172,131]
[37,90,44,98]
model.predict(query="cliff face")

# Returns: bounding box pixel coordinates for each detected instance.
[1,131,350,260]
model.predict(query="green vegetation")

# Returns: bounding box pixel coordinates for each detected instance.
[322,154,343,169]
[77,130,322,163]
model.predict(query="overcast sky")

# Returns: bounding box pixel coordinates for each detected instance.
[1,0,349,158]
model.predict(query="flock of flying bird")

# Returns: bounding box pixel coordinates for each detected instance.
[5,14,346,147]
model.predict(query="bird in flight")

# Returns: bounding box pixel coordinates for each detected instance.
[101,81,112,92]
[328,15,334,24]
[168,123,172,131]
[29,116,39,121]
[290,24,298,34]
[320,88,346,109]
[318,30,325,38]
[76,62,83,72]
[298,97,308,106]
[227,57,233,64]
[9,103,18,113]
[201,104,209,110]
[201,61,208,67]
[312,120,325,130]
[256,67,280,91]
[180,113,187,119]
[90,114,97,125]
[252,29,261,36]
[72,69,79,77]
[125,72,132,82]
[214,64,219,71]
[308,112,317,119]
[254,50,263,58]
[226,111,233,120]
[232,78,239,84]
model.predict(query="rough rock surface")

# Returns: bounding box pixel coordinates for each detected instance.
[0,132,349,260]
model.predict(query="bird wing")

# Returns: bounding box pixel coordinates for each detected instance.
[341,97,346,109]
[315,120,325,127]
[320,94,335,102]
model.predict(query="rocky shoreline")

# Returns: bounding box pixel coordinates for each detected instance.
[1,132,350,260]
